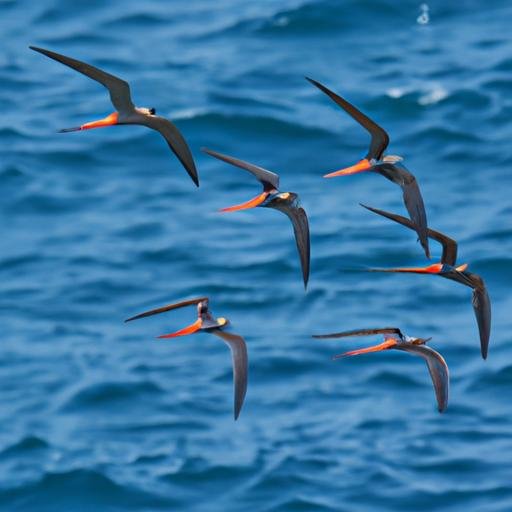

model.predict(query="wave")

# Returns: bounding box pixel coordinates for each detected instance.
[0,469,172,511]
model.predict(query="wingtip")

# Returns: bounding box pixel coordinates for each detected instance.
[201,146,216,158]
[305,76,320,87]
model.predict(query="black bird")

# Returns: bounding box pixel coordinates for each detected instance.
[307,77,430,258]
[362,204,491,359]
[202,148,310,289]
[30,46,198,186]
[125,297,248,420]
[313,327,449,413]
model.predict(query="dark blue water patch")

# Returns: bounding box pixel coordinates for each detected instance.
[0,469,173,512]
[256,0,405,37]
[58,380,164,413]
[0,436,49,459]
[99,12,173,30]
[43,32,119,47]
[209,91,293,112]
[182,111,334,142]
[401,126,482,147]
[269,497,336,511]
[494,56,512,72]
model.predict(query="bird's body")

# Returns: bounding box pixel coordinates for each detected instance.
[30,45,199,186]
[202,148,310,289]
[307,77,430,258]
[362,204,491,359]
[125,297,248,420]
[313,327,449,412]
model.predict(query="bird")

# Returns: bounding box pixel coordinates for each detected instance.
[125,297,248,420]
[362,204,491,360]
[313,327,449,412]
[306,77,430,259]
[202,147,310,289]
[29,46,199,186]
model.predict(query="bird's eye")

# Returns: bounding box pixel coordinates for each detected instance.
[149,108,156,115]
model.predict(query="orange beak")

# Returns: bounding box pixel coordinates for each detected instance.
[374,262,444,274]
[220,191,269,212]
[333,338,397,359]
[157,318,203,339]
[81,112,119,130]
[324,158,372,178]
[60,112,119,132]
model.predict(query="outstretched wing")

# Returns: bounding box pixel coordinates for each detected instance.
[143,116,199,187]
[362,204,458,265]
[471,283,491,360]
[202,148,279,190]
[306,77,389,160]
[211,329,248,421]
[125,297,208,322]
[271,201,310,288]
[313,327,403,340]
[30,46,135,114]
[396,344,449,413]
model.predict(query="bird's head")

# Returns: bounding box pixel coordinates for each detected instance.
[265,191,298,207]
[408,336,432,346]
[323,154,404,178]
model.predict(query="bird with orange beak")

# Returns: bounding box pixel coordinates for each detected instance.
[313,327,449,413]
[307,77,430,259]
[30,46,198,186]
[125,297,248,420]
[362,204,491,360]
[202,148,310,289]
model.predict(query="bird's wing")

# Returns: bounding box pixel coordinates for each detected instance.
[374,164,430,259]
[361,204,457,266]
[471,282,491,360]
[202,148,279,190]
[396,344,449,413]
[210,329,248,420]
[30,46,135,114]
[313,327,403,340]
[306,77,389,160]
[270,201,310,288]
[125,297,208,322]
[142,116,198,186]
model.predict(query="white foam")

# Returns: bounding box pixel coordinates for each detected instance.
[419,85,448,105]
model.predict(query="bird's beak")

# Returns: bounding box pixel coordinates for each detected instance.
[220,191,269,212]
[333,339,397,359]
[157,318,203,338]
[370,263,444,274]
[324,158,372,178]
[59,112,119,132]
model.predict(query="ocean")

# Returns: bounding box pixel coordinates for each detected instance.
[1,0,511,510]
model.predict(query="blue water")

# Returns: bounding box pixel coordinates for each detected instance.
[1,0,512,510]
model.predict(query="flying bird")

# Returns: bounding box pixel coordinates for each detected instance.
[125,297,248,420]
[306,77,430,258]
[30,46,198,186]
[362,204,491,359]
[313,327,449,413]
[202,148,310,288]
